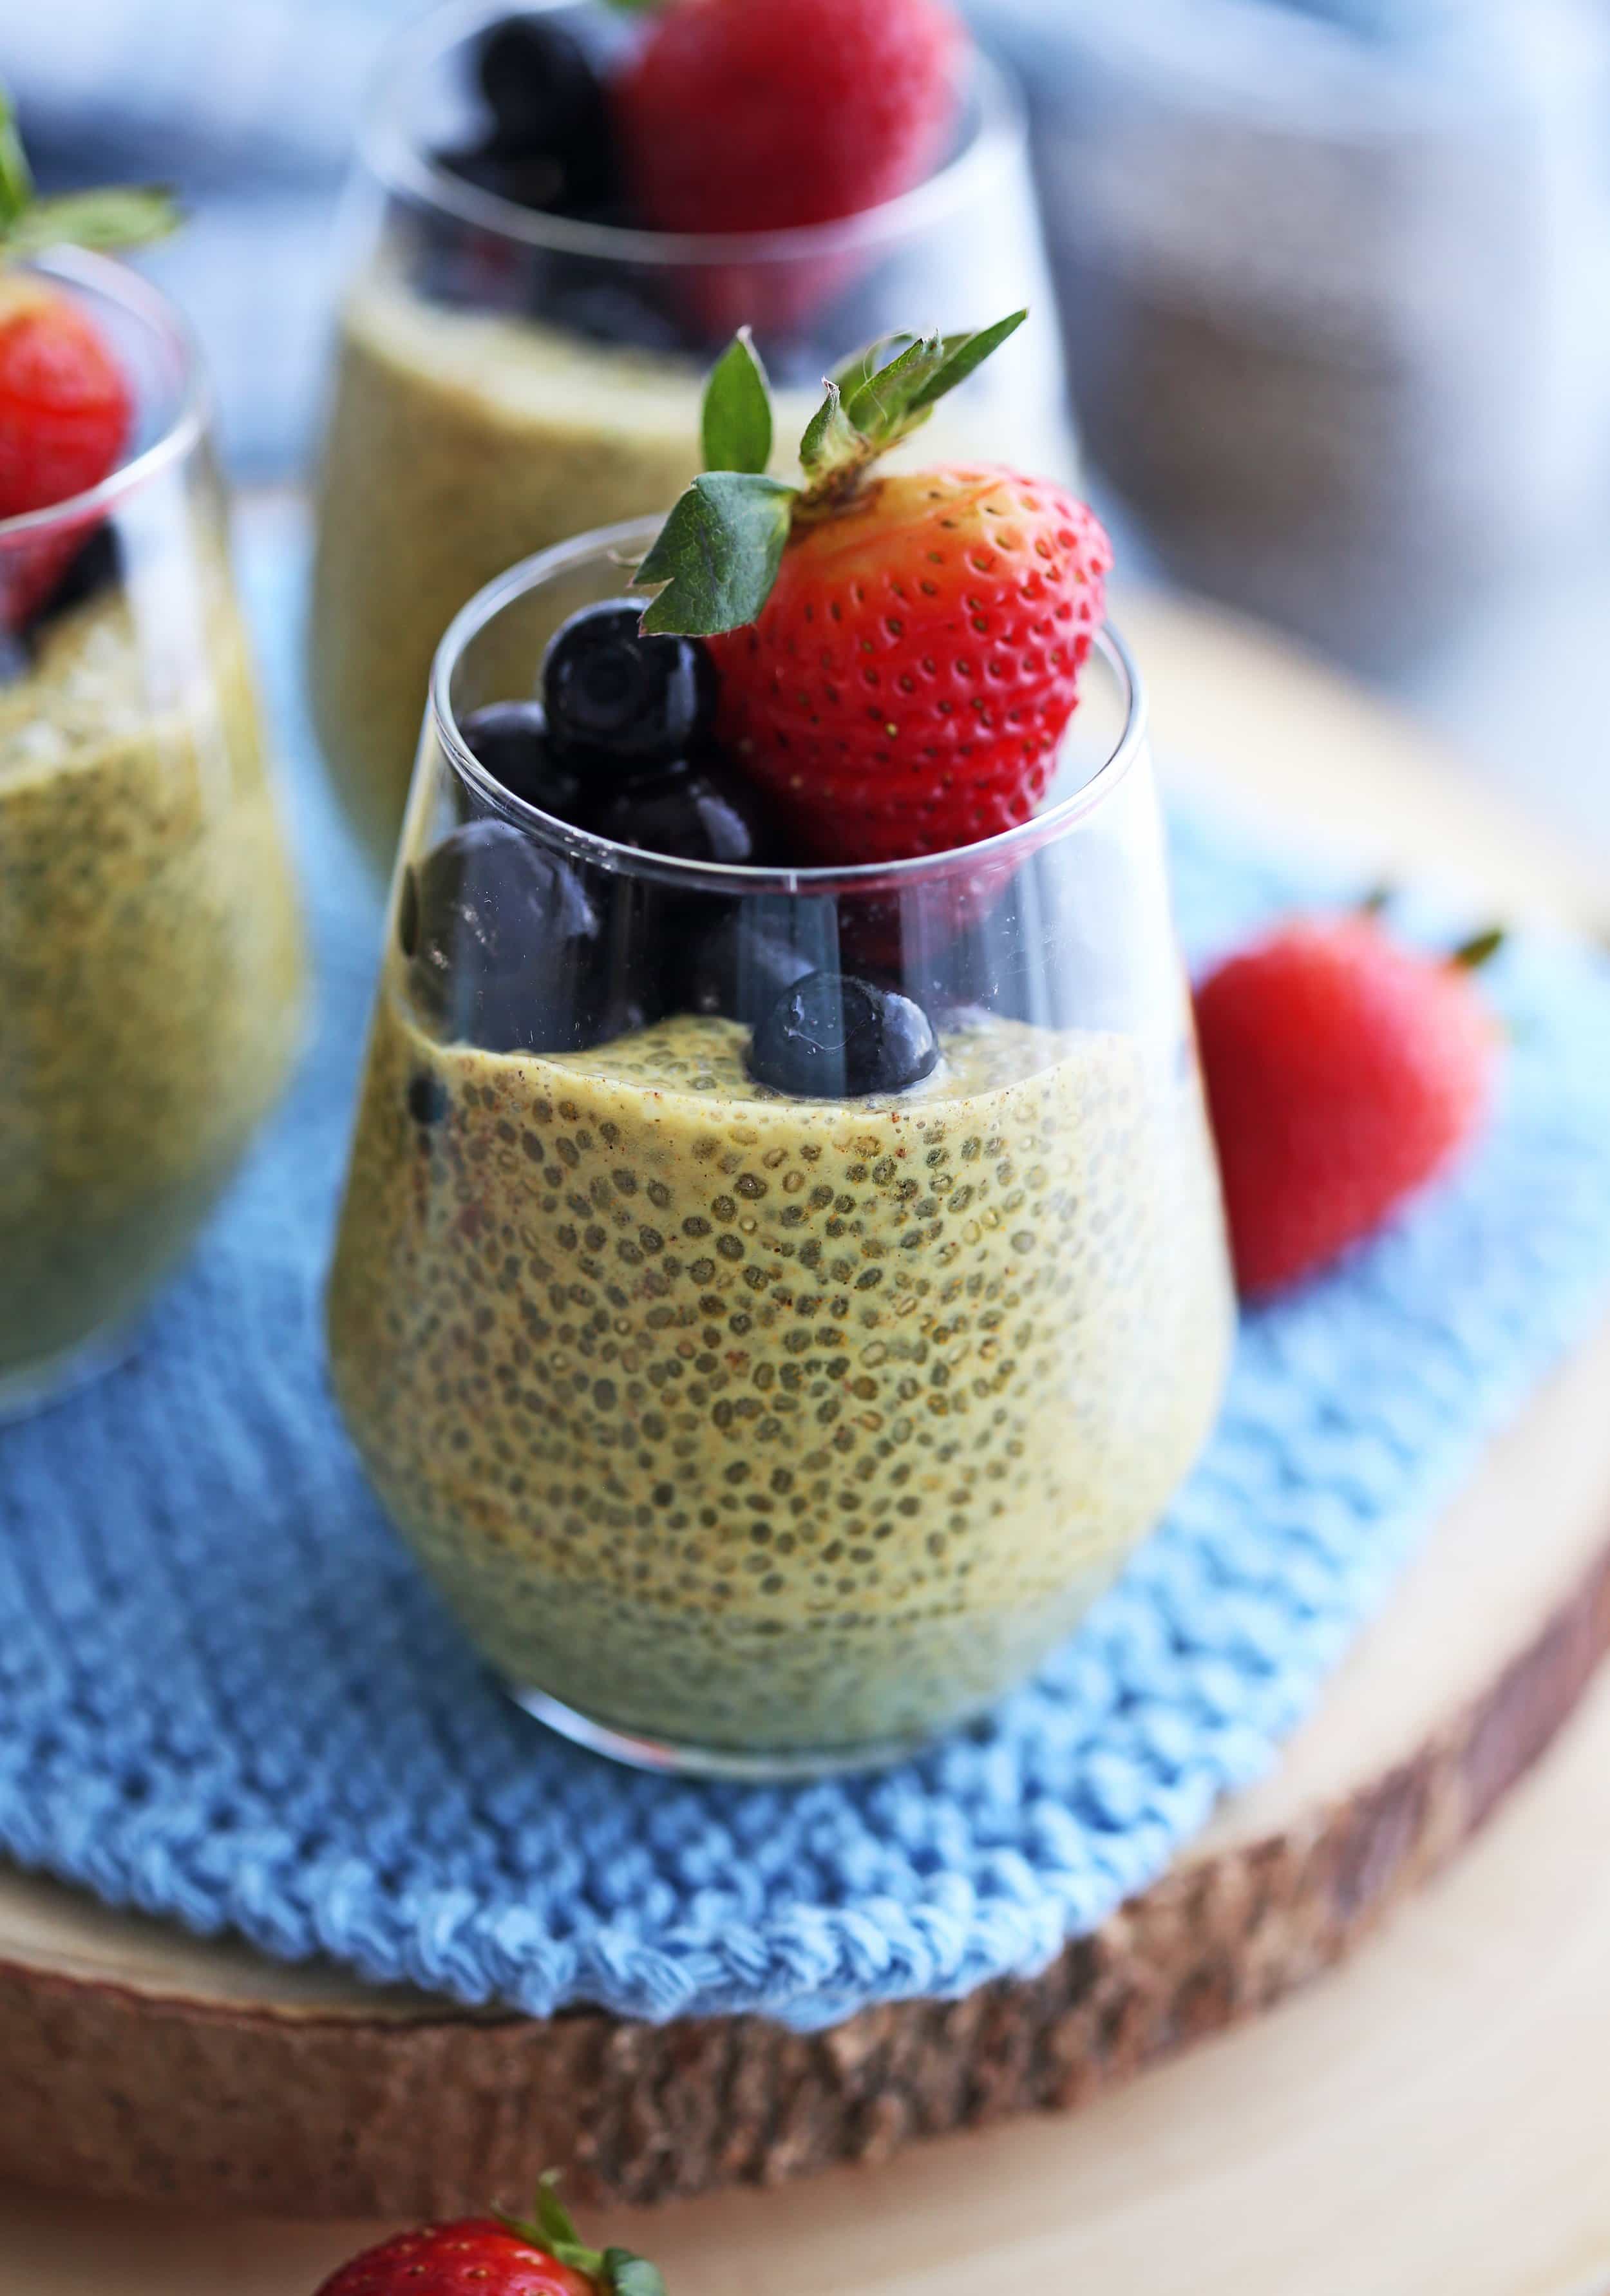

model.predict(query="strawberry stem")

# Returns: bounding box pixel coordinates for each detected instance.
[634,308,1028,636]
[498,2174,667,2296]
[1450,924,1506,971]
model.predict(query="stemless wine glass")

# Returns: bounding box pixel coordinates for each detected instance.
[0,251,305,1419]
[327,518,1233,1778]
[308,0,1075,876]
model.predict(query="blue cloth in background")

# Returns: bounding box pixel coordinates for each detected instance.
[0,504,1607,2032]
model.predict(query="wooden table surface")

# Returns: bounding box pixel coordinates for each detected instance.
[5,583,1609,2293]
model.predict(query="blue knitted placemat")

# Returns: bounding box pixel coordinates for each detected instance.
[3,503,1610,2032]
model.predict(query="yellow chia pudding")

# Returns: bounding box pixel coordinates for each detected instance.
[308,280,1076,871]
[0,579,305,1394]
[328,990,1231,1754]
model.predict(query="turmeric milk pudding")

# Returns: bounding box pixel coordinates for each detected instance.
[0,573,304,1407]
[326,317,1226,1769]
[329,983,1229,1756]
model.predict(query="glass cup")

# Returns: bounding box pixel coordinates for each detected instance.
[0,251,305,1419]
[308,0,1076,877]
[326,518,1233,1777]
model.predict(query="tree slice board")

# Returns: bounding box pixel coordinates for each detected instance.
[3,585,1608,2255]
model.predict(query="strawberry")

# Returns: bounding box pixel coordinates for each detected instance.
[614,0,963,237]
[314,2177,665,2296]
[0,276,130,627]
[710,464,1108,863]
[0,84,176,630]
[635,315,1110,866]
[612,0,963,337]
[0,274,129,518]
[1195,913,1501,1298]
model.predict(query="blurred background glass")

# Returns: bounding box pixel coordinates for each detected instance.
[13,0,1610,854]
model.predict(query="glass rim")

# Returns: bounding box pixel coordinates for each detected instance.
[361,0,1028,269]
[0,248,209,545]
[427,513,1149,899]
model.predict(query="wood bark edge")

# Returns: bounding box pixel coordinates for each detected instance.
[4,1535,1607,2222]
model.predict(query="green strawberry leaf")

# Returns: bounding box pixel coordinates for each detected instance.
[907,308,1028,412]
[701,327,773,477]
[1451,925,1506,972]
[832,310,1030,456]
[0,84,178,257]
[0,93,32,233]
[639,308,1039,635]
[604,2246,670,2296]
[798,379,864,482]
[636,471,797,636]
[5,185,180,257]
[501,2174,607,2278]
[830,330,914,399]
[842,328,947,441]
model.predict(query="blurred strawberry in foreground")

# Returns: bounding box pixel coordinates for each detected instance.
[314,2177,665,2296]
[636,314,1110,865]
[0,83,175,631]
[1195,912,1501,1298]
[614,0,964,236]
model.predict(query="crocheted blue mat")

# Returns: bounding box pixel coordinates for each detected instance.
[3,504,1610,2033]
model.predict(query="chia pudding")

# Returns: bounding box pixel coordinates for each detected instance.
[324,314,1221,1769]
[0,576,305,1402]
[328,990,1229,1754]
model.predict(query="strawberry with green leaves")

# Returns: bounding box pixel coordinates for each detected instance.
[634,313,1110,866]
[1196,909,1502,1297]
[314,2176,665,2296]
[0,87,176,631]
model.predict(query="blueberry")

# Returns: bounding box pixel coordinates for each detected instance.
[459,700,584,820]
[472,15,617,214]
[543,602,717,770]
[406,819,630,1054]
[438,142,568,213]
[677,906,819,1025]
[588,752,779,866]
[543,274,696,357]
[748,972,940,1099]
[9,522,125,665]
[28,522,122,631]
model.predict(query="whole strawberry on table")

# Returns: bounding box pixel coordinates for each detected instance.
[1195,907,1502,1297]
[314,2177,664,2295]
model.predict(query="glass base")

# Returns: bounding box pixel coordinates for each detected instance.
[504,1678,940,1782]
[0,1318,138,1427]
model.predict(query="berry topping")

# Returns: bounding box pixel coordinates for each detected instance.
[0,278,129,522]
[441,15,617,218]
[542,602,717,770]
[0,87,177,631]
[678,906,818,1024]
[460,699,584,819]
[612,0,965,238]
[1195,911,1501,1298]
[314,2174,665,2296]
[748,969,939,1097]
[405,819,641,1055]
[635,316,1110,867]
[587,752,779,866]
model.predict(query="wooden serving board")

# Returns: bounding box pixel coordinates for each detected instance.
[4,589,1609,2274]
